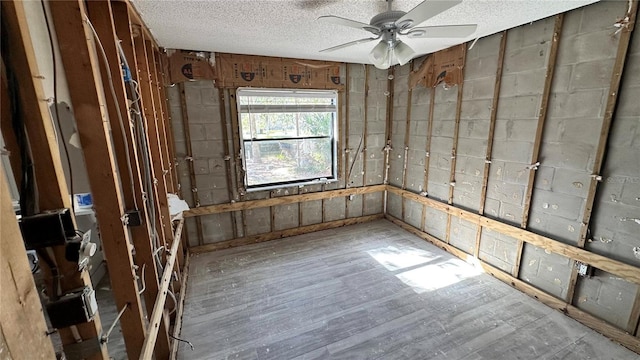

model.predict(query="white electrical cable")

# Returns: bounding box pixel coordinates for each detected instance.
[84,16,139,210]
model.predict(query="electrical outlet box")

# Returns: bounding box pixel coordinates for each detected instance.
[576,262,592,277]
[46,287,97,329]
[19,209,75,249]
[124,210,142,227]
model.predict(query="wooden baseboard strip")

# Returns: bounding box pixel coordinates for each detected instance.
[190,214,384,254]
[185,185,386,217]
[386,185,640,285]
[385,214,640,354]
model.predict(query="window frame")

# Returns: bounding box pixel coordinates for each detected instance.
[236,87,339,192]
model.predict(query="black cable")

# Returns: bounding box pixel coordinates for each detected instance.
[40,0,74,200]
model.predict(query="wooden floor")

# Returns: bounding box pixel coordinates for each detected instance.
[177,220,638,360]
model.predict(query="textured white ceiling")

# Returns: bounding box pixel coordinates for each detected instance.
[131,0,598,65]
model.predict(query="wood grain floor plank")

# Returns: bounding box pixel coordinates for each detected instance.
[177,220,639,360]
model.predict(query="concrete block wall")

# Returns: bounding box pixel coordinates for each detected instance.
[168,63,387,247]
[386,0,640,335]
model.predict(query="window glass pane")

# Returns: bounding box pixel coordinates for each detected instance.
[241,112,333,139]
[244,138,333,187]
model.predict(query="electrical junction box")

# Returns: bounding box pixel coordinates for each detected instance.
[46,287,98,329]
[19,209,76,249]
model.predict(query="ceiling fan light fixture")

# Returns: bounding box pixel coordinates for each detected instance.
[394,41,415,66]
[369,41,391,69]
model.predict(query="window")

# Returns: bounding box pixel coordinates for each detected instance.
[237,88,338,192]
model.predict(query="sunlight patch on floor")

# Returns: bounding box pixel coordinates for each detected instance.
[366,246,441,271]
[395,258,482,294]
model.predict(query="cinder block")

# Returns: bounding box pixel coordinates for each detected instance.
[591,200,640,241]
[193,159,209,175]
[556,30,619,65]
[465,56,501,80]
[201,213,235,243]
[528,210,581,245]
[191,140,224,158]
[459,118,490,140]
[512,68,547,96]
[300,199,322,225]
[427,167,450,185]
[550,65,573,93]
[542,134,597,166]
[454,156,485,178]
[484,197,500,217]
[570,59,616,91]
[467,77,496,99]
[477,33,504,59]
[530,188,584,220]
[387,193,402,219]
[608,116,638,148]
[204,123,226,140]
[244,207,271,236]
[521,17,555,47]
[480,251,513,274]
[497,201,524,226]
[486,178,525,206]
[495,118,538,142]
[435,85,459,103]
[502,161,530,185]
[364,192,383,215]
[184,82,202,104]
[579,0,628,33]
[403,199,423,229]
[560,8,581,37]
[433,101,457,121]
[456,138,487,157]
[430,137,454,154]
[496,95,540,119]
[466,55,498,81]
[412,87,432,105]
[575,273,638,330]
[195,174,229,190]
[615,85,640,117]
[188,124,206,141]
[549,167,591,198]
[427,183,449,202]
[503,44,549,74]
[188,105,222,124]
[346,194,364,218]
[449,219,477,255]
[460,99,492,120]
[273,204,299,231]
[201,87,219,105]
[493,233,518,266]
[424,207,448,239]
[454,191,482,213]
[491,141,534,163]
[624,54,640,87]
[520,243,571,299]
[324,197,346,221]
[543,117,602,145]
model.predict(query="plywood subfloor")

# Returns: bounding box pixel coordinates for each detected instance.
[177,220,638,359]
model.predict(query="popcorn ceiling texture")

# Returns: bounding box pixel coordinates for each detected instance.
[131,0,596,65]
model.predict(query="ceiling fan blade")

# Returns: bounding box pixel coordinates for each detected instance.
[396,0,463,29]
[320,36,380,52]
[404,24,477,38]
[318,15,380,35]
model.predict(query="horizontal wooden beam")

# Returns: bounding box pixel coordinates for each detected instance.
[386,185,640,285]
[191,214,384,254]
[386,214,640,354]
[185,184,386,217]
[139,219,184,360]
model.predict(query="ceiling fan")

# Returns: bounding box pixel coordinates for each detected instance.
[319,0,477,69]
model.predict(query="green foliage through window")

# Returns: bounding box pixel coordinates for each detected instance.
[237,88,338,190]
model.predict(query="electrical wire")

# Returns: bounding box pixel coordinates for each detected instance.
[40,0,74,201]
[84,15,138,210]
